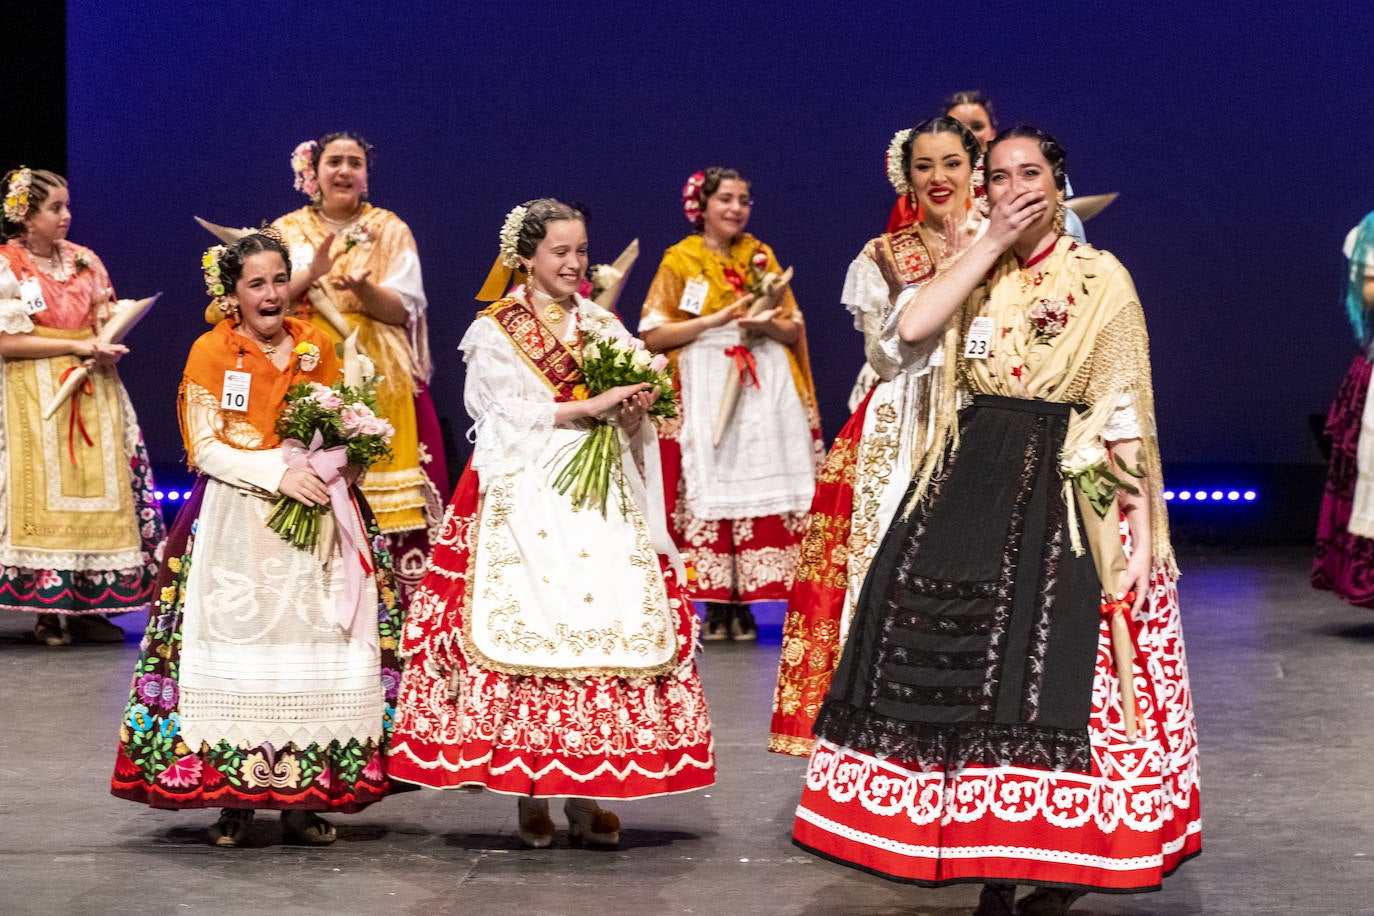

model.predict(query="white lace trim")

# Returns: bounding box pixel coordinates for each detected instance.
[0,297,34,334]
[179,685,386,749]
[1101,391,1141,442]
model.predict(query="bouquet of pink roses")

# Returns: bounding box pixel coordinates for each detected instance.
[267,379,394,549]
[549,321,676,518]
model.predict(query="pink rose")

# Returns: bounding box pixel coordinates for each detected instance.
[752,250,769,271]
[310,384,343,410]
[341,404,373,435]
[650,353,668,373]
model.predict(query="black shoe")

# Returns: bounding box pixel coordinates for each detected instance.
[973,883,1017,916]
[209,808,254,847]
[1016,887,1086,915]
[728,605,757,641]
[67,614,126,644]
[703,603,730,641]
[33,614,70,646]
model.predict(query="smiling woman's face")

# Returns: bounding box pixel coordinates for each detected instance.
[909,131,972,224]
[524,218,588,301]
[701,179,751,245]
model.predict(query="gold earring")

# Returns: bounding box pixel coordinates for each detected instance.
[1052,198,1066,236]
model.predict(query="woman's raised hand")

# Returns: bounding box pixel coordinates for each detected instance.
[703,294,753,329]
[987,188,1049,249]
[871,239,905,304]
[941,213,976,263]
[308,232,343,283]
[330,268,373,294]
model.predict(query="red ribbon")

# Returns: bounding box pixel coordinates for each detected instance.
[724,345,760,388]
[60,365,95,465]
[1101,591,1170,753]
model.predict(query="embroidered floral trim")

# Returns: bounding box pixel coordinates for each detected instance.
[1029,295,1071,340]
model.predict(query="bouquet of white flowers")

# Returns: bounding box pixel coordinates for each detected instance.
[549,322,676,517]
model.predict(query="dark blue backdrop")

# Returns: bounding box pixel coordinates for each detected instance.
[67,1,1374,471]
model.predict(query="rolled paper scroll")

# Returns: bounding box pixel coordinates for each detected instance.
[1066,193,1119,223]
[42,294,159,420]
[711,265,793,448]
[591,238,640,312]
[1104,592,1139,742]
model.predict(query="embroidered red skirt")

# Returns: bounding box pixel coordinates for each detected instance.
[769,387,871,754]
[389,462,716,798]
[657,433,809,603]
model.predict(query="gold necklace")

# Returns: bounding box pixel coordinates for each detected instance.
[318,206,362,228]
[244,331,286,357]
[528,287,569,324]
[25,240,65,278]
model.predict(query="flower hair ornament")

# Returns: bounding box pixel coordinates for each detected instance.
[3,167,33,223]
[201,244,230,317]
[498,205,528,269]
[291,140,320,200]
[885,129,914,197]
[682,170,706,228]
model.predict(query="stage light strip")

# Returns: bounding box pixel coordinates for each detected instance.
[1162,489,1257,503]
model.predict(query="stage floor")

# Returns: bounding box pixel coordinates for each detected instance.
[1,545,1369,915]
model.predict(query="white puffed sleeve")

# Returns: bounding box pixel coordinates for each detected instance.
[378,243,432,382]
[0,259,34,335]
[843,252,939,380]
[459,317,559,483]
[1101,390,1142,442]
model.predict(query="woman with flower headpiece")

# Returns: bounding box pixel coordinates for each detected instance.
[792,128,1200,914]
[770,117,987,756]
[640,168,822,640]
[271,131,444,603]
[1313,211,1374,606]
[111,232,403,848]
[390,199,714,850]
[0,167,163,646]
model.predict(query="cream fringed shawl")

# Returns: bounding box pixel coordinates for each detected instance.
[908,237,1176,594]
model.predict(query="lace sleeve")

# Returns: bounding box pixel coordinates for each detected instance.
[1101,391,1141,441]
[841,249,887,330]
[183,381,287,492]
[0,260,33,334]
[459,318,558,483]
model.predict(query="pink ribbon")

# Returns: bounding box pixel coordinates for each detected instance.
[283,431,376,647]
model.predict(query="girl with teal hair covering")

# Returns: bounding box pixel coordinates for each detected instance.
[1314,211,1374,606]
[1343,212,1374,349]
